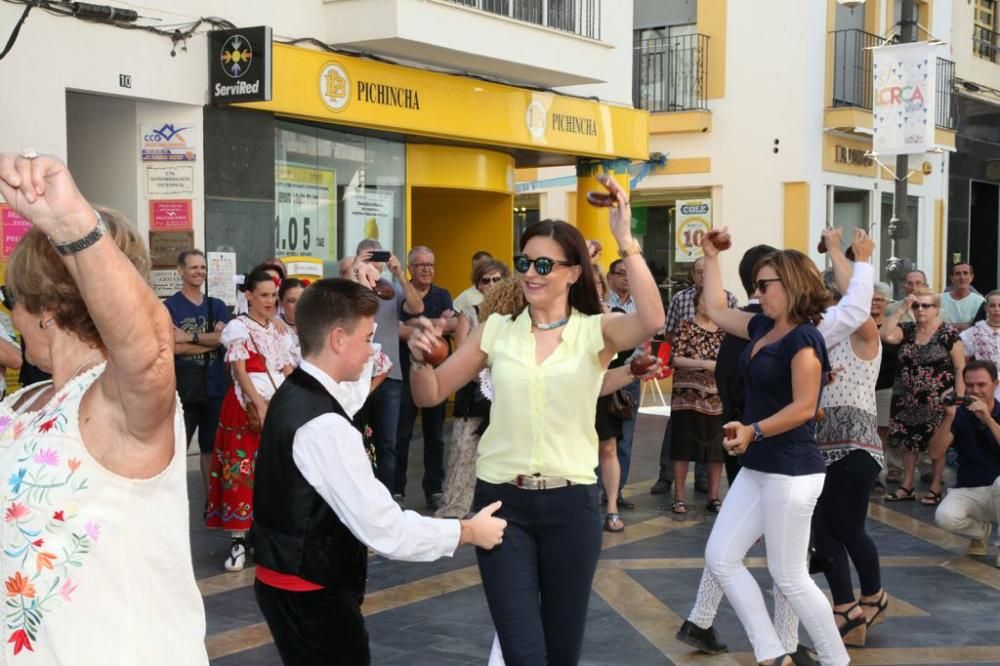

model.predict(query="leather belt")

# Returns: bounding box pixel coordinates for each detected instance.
[508,474,573,490]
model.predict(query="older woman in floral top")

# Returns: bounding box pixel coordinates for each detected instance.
[881,287,965,506]
[670,288,726,514]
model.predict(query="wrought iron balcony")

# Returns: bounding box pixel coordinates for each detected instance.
[632,33,709,113]
[445,0,601,40]
[974,24,999,64]
[831,29,956,130]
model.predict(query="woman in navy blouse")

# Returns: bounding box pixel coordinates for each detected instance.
[698,229,849,666]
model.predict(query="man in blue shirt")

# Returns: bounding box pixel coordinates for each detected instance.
[397,246,458,509]
[930,359,1000,566]
[164,249,230,501]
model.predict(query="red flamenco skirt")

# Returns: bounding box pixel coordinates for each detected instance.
[206,386,259,531]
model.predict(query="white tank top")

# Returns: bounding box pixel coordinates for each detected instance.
[0,363,207,664]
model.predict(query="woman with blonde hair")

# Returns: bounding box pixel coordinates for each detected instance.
[0,152,207,662]
[881,286,964,505]
[699,229,848,666]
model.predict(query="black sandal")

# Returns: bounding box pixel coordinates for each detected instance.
[833,603,867,647]
[706,498,722,513]
[885,485,914,502]
[860,590,889,628]
[603,512,625,533]
[671,498,687,514]
[921,488,944,505]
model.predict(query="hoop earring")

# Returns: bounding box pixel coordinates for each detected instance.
[38,318,53,329]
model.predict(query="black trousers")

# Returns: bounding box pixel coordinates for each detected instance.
[473,480,602,666]
[811,449,883,605]
[395,375,446,498]
[254,580,369,666]
[181,394,223,454]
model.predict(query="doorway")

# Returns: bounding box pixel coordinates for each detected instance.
[969,181,999,292]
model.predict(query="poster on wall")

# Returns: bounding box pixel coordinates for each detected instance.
[274,163,336,261]
[674,200,712,263]
[872,42,936,156]
[0,205,31,258]
[149,199,193,232]
[344,190,394,257]
[207,251,238,307]
[149,230,194,269]
[141,123,198,162]
[145,165,194,196]
[149,269,184,298]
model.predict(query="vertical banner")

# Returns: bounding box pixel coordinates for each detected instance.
[1,205,31,258]
[274,163,336,260]
[344,190,394,256]
[674,199,712,263]
[872,42,936,156]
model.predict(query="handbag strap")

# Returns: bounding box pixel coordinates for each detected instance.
[241,315,279,391]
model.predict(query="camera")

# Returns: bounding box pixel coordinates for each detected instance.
[942,394,975,407]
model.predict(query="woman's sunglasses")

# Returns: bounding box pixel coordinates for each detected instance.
[513,255,573,276]
[0,285,14,310]
[913,302,936,310]
[479,276,503,285]
[753,278,782,294]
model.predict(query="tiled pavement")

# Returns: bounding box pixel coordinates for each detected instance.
[192,417,1000,665]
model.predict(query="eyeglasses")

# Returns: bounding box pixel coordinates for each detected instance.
[479,276,503,284]
[913,302,937,310]
[411,262,435,270]
[513,254,574,276]
[753,278,782,294]
[0,286,14,311]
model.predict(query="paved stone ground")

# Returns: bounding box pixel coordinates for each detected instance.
[192,416,1000,665]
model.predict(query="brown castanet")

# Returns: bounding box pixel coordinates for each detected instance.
[374,279,395,301]
[424,337,450,367]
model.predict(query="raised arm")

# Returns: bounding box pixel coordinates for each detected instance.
[880,295,914,345]
[699,228,753,339]
[0,153,174,444]
[817,228,875,347]
[600,183,666,359]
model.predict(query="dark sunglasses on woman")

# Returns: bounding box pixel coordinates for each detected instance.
[513,255,573,276]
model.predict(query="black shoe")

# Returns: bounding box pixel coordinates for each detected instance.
[675,620,728,655]
[616,494,635,510]
[790,644,819,666]
[694,479,710,494]
[650,479,672,495]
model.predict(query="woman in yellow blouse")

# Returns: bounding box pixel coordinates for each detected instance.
[407,185,664,664]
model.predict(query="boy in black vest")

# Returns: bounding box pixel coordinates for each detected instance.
[252,278,506,665]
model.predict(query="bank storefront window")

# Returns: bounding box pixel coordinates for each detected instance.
[274,121,406,277]
[633,191,713,310]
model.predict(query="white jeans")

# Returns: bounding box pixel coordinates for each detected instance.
[705,468,849,666]
[935,478,1000,539]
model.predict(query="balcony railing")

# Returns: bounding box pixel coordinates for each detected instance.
[632,33,709,113]
[974,24,999,64]
[445,0,601,40]
[831,29,956,130]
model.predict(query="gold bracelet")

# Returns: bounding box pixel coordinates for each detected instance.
[617,240,641,258]
[410,359,431,371]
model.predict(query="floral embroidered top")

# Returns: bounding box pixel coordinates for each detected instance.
[0,363,207,664]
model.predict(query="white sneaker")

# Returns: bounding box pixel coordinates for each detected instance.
[225,538,247,572]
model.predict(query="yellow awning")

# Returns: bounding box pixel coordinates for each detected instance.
[237,43,649,162]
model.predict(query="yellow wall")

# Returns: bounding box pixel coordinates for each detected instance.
[697,0,727,100]
[410,188,513,299]
[575,169,630,269]
[407,144,514,193]
[783,182,810,253]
